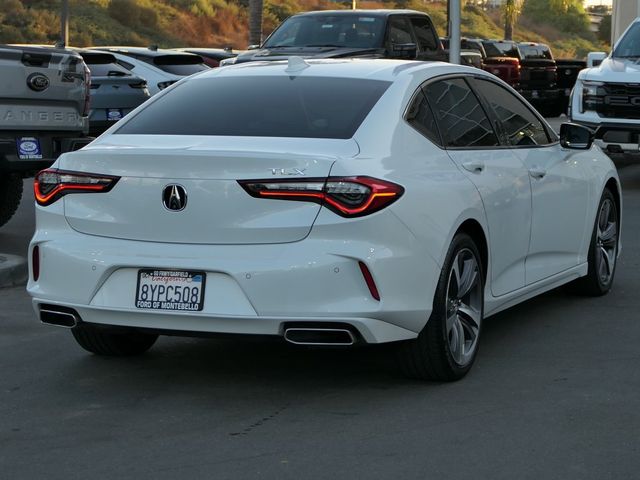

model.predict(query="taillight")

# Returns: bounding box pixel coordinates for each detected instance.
[83,64,91,116]
[239,176,404,218]
[32,245,40,282]
[34,169,120,206]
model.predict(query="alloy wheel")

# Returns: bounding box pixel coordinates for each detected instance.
[595,198,618,286]
[445,248,482,366]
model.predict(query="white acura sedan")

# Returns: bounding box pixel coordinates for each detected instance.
[28,58,621,381]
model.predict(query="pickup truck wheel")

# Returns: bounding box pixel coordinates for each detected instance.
[0,173,23,228]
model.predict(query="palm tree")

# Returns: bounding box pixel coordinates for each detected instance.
[503,0,523,41]
[249,0,263,47]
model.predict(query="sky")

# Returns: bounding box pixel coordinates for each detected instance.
[583,0,612,5]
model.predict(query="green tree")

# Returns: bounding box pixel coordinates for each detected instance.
[503,0,522,41]
[598,14,611,45]
[523,0,591,37]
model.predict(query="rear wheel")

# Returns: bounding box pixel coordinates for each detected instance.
[0,173,23,228]
[399,233,484,381]
[72,324,158,356]
[571,189,619,296]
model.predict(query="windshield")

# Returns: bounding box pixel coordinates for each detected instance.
[613,22,640,58]
[483,41,519,58]
[116,76,391,139]
[263,14,386,49]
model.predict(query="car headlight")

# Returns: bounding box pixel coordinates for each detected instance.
[219,57,237,67]
[582,81,604,96]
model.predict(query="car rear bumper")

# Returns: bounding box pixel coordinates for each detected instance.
[0,133,90,175]
[27,206,437,344]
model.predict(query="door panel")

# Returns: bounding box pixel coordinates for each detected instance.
[513,145,590,283]
[448,150,532,296]
[423,77,532,296]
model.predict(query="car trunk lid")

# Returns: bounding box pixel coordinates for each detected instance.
[60,135,358,244]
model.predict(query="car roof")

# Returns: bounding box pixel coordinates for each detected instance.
[92,46,201,58]
[199,57,482,82]
[290,9,430,18]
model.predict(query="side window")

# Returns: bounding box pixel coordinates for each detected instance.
[406,90,442,146]
[423,78,499,148]
[410,17,438,52]
[386,16,414,47]
[472,78,553,146]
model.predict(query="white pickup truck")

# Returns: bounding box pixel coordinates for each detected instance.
[0,44,90,227]
[569,18,640,158]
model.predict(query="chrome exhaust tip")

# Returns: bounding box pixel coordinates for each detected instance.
[39,306,79,329]
[283,327,356,346]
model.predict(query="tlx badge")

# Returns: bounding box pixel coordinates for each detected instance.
[271,168,306,176]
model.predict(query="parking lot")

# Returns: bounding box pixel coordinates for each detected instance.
[1,112,639,478]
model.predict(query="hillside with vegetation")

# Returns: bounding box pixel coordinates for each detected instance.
[0,0,609,59]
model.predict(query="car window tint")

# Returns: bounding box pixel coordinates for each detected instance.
[116,76,391,139]
[386,17,414,45]
[406,90,441,146]
[472,78,552,146]
[423,78,499,148]
[411,17,437,51]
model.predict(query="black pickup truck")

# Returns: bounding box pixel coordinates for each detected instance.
[516,42,563,116]
[222,9,446,66]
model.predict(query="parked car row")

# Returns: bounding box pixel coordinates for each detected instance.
[441,37,585,117]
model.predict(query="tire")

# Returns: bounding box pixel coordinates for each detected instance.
[570,189,619,296]
[0,173,23,228]
[72,324,158,356]
[399,233,484,381]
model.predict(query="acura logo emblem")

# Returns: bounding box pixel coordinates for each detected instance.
[162,184,187,211]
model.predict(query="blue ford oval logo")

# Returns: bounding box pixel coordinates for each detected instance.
[27,73,50,92]
[20,141,38,153]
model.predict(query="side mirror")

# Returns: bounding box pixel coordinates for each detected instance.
[560,123,594,150]
[392,43,417,59]
[248,44,261,50]
[587,52,606,68]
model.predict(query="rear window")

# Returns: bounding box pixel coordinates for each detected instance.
[152,55,209,75]
[483,41,519,58]
[519,45,552,60]
[116,76,391,139]
[88,62,132,77]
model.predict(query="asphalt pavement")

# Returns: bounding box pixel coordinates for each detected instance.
[1,123,639,478]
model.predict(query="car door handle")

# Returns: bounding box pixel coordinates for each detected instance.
[529,167,547,179]
[462,160,484,173]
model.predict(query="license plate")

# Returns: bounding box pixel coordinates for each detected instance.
[135,269,206,311]
[16,137,42,160]
[107,108,123,121]
[532,90,539,99]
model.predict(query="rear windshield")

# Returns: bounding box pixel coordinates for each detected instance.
[152,55,209,75]
[88,62,132,77]
[116,76,391,139]
[263,14,386,49]
[483,42,519,58]
[519,45,552,60]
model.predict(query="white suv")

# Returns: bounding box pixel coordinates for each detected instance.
[90,47,209,95]
[570,18,640,157]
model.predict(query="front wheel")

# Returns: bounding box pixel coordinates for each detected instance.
[570,189,619,296]
[399,233,484,381]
